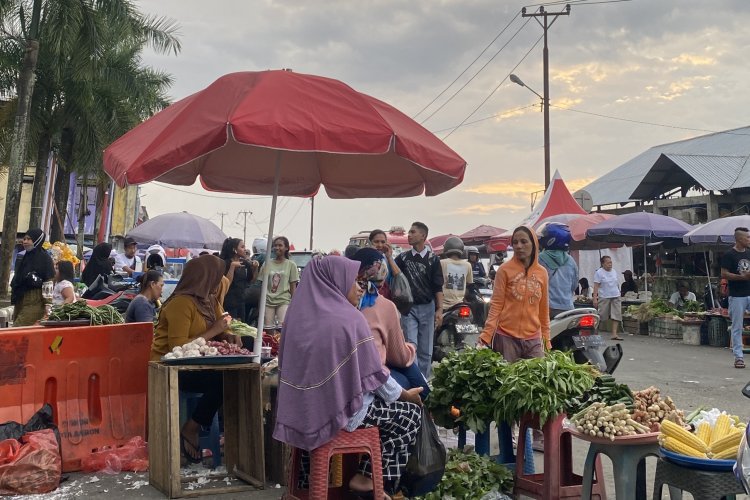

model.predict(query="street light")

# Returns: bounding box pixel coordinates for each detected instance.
[510,73,550,189]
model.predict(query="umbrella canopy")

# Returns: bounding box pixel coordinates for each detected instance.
[126,212,228,250]
[429,233,459,255]
[459,225,505,245]
[586,212,693,242]
[683,215,750,244]
[103,69,466,359]
[104,70,466,198]
[567,213,618,250]
[534,213,583,229]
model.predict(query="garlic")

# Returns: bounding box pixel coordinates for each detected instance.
[206,347,219,356]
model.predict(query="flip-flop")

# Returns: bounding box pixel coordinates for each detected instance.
[611,336,624,341]
[735,358,746,369]
[180,433,202,464]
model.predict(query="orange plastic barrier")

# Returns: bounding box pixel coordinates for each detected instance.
[0,323,152,472]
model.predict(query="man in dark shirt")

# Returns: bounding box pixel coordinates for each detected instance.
[395,222,444,377]
[720,227,750,369]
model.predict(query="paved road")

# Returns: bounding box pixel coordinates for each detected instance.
[10,333,750,499]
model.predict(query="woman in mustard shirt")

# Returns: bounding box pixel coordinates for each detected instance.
[151,255,239,463]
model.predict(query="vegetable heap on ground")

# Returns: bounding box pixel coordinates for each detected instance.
[626,298,704,321]
[417,449,513,499]
[162,338,251,360]
[570,402,651,440]
[48,300,124,325]
[659,412,745,460]
[632,386,685,432]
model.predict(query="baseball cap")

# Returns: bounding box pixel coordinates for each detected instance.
[124,237,137,247]
[622,270,633,276]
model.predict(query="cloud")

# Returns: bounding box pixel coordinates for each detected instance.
[671,53,716,66]
[464,177,595,197]
[455,203,524,215]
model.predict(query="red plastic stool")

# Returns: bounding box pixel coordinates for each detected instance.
[284,426,384,500]
[515,413,607,499]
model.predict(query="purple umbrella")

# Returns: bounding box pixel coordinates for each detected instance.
[126,212,228,250]
[586,212,693,291]
[683,215,750,244]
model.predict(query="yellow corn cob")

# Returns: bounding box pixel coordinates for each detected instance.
[712,445,740,460]
[711,414,732,444]
[662,436,708,458]
[660,420,709,453]
[331,454,343,487]
[709,429,742,454]
[696,422,712,446]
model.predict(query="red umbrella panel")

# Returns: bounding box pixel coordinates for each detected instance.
[103,70,466,358]
[459,224,506,245]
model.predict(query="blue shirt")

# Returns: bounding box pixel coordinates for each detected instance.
[124,295,156,323]
[539,252,578,311]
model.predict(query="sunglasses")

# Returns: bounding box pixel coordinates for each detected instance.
[356,279,369,290]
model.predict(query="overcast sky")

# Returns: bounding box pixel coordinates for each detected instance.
[135,0,750,251]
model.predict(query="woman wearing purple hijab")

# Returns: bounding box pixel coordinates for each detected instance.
[273,256,423,498]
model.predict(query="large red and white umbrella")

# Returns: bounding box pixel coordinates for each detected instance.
[103,70,466,357]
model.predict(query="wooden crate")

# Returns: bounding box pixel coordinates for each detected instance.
[148,362,265,498]
[648,317,682,339]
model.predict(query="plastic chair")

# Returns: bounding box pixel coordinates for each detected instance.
[653,457,743,500]
[178,391,222,468]
[581,440,658,500]
[515,413,606,499]
[285,427,383,500]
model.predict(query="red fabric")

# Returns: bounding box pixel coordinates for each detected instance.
[568,213,616,242]
[459,225,505,243]
[103,70,466,198]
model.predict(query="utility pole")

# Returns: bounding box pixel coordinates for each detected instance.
[237,210,252,244]
[522,4,570,189]
[217,212,228,231]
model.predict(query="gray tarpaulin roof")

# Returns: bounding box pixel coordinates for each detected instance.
[583,125,750,206]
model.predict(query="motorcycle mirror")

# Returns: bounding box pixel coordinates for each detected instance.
[743,381,750,399]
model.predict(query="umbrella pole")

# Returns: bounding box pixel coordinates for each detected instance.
[643,237,648,293]
[705,250,715,309]
[253,151,282,361]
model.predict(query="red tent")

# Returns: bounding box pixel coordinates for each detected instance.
[429,234,459,255]
[485,171,587,252]
[459,225,506,245]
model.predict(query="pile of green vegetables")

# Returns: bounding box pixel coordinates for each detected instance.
[427,348,507,433]
[417,449,513,499]
[428,348,598,432]
[48,300,124,325]
[494,350,597,424]
[229,320,257,337]
[566,373,634,415]
[628,298,705,321]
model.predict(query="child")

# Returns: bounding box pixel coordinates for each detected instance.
[53,261,76,305]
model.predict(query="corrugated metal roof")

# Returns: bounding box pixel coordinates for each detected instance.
[584,125,750,205]
[665,154,745,191]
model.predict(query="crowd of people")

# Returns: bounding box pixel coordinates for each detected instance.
[9,219,696,497]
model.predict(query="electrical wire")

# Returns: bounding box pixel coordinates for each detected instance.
[550,103,750,136]
[420,17,532,125]
[412,11,522,120]
[442,33,544,140]
[150,181,270,200]
[277,198,308,234]
[430,103,537,134]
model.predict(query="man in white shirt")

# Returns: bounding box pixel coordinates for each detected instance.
[114,237,141,276]
[669,281,696,309]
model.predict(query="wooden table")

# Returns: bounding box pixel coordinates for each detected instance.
[148,361,265,498]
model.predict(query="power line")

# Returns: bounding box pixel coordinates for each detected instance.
[420,17,532,125]
[442,33,544,140]
[217,212,228,231]
[278,199,308,234]
[150,181,270,200]
[549,103,750,136]
[430,104,538,133]
[412,11,522,120]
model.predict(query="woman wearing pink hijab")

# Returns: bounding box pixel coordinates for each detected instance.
[274,256,422,498]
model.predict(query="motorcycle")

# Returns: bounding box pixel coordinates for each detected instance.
[433,300,482,363]
[82,274,139,313]
[549,307,623,374]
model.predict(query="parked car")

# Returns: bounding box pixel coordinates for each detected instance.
[289,251,314,274]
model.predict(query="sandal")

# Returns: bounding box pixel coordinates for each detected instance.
[611,336,624,341]
[735,358,746,369]
[180,433,202,464]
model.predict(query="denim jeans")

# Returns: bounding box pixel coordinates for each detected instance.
[400,301,435,377]
[728,296,750,359]
[389,363,430,400]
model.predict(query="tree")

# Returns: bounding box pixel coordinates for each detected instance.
[0,0,179,296]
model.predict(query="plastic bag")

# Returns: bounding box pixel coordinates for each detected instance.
[0,403,59,444]
[399,407,447,497]
[391,273,414,316]
[81,436,148,474]
[0,429,62,495]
